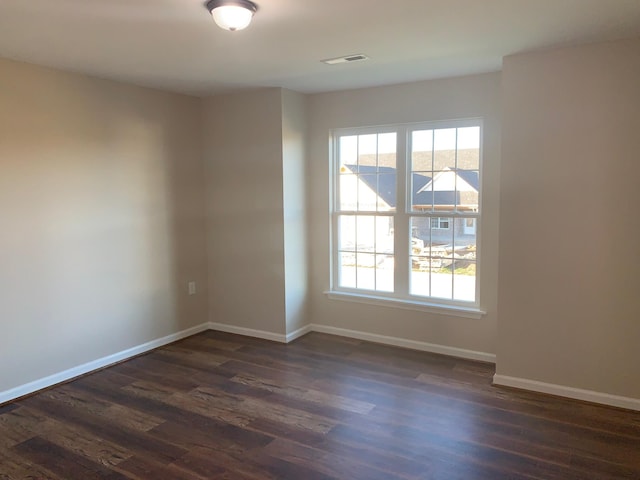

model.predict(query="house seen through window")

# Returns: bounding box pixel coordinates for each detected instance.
[332,120,481,306]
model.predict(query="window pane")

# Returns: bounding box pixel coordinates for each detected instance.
[356,253,376,290]
[338,215,355,251]
[356,216,375,252]
[339,136,357,171]
[433,128,457,170]
[410,256,430,297]
[338,252,356,288]
[358,134,377,169]
[412,172,432,212]
[410,218,430,297]
[454,217,477,251]
[339,214,395,293]
[411,130,433,213]
[456,170,479,212]
[358,153,377,168]
[457,127,480,170]
[453,260,476,302]
[412,130,433,171]
[410,216,455,300]
[430,269,453,299]
[338,174,357,211]
[357,174,378,211]
[431,170,458,213]
[410,217,429,254]
[376,216,394,254]
[453,218,477,302]
[376,254,394,292]
[377,173,396,211]
[378,133,397,170]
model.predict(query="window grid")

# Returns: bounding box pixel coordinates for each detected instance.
[332,120,481,307]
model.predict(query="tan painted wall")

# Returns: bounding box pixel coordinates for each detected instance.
[282,90,309,335]
[497,38,640,398]
[203,89,288,335]
[0,59,208,393]
[307,73,502,355]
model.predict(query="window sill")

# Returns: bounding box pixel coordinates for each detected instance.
[324,290,486,319]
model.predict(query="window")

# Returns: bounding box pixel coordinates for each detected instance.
[430,217,450,230]
[331,120,481,308]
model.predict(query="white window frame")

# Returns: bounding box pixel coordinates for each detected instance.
[328,119,485,318]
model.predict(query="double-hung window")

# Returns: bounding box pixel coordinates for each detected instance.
[330,119,482,311]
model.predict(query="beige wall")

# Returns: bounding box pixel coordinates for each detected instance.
[203,89,288,335]
[0,59,208,393]
[4,36,637,405]
[282,90,309,335]
[307,73,502,355]
[497,38,640,399]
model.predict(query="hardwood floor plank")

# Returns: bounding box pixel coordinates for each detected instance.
[0,446,63,480]
[1,406,132,467]
[115,455,210,480]
[12,436,129,480]
[236,451,342,480]
[190,386,336,434]
[230,373,376,414]
[0,407,40,449]
[1,330,638,480]
[170,447,266,480]
[262,437,412,480]
[20,394,186,466]
[0,404,20,416]
[74,380,275,452]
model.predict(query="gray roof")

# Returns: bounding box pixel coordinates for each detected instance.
[344,165,478,208]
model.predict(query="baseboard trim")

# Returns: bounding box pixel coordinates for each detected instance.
[206,322,495,362]
[286,325,313,343]
[309,324,496,363]
[0,323,210,405]
[6,322,636,411]
[493,374,640,411]
[208,322,287,343]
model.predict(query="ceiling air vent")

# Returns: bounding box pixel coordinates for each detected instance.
[322,54,370,65]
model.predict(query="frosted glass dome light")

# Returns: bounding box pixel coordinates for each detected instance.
[207,0,258,31]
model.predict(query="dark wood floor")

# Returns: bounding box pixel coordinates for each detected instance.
[1,331,639,479]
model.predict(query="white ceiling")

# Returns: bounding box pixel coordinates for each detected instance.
[1,0,639,96]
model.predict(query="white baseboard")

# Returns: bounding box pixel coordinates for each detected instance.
[286,325,313,343]
[0,323,210,405]
[5,321,637,412]
[208,322,287,343]
[207,322,495,363]
[493,374,640,411]
[308,324,496,363]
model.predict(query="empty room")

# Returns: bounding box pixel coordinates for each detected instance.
[1,1,639,478]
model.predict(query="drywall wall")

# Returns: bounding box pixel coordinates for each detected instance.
[282,90,309,336]
[0,59,208,394]
[307,73,501,356]
[203,89,288,335]
[497,38,640,399]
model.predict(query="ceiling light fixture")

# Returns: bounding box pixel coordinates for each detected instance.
[206,0,258,31]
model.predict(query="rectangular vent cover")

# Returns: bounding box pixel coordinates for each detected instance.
[322,54,370,65]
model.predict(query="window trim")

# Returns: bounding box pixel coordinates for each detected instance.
[329,118,484,314]
[324,290,485,319]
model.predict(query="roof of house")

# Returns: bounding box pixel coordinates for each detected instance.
[343,165,478,208]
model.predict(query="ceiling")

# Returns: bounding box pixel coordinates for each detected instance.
[1,0,639,96]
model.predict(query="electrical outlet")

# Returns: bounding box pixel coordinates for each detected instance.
[188,281,197,295]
